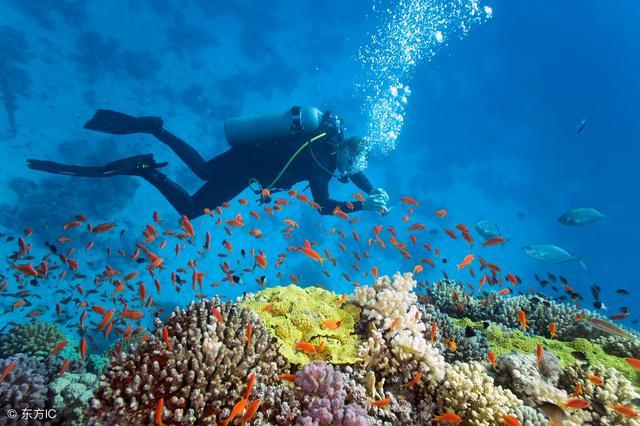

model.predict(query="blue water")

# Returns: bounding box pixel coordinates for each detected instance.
[0,0,638,338]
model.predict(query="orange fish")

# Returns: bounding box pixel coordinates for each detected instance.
[279,373,296,382]
[625,357,640,370]
[502,415,521,426]
[299,240,325,263]
[92,222,117,233]
[163,327,171,350]
[548,322,557,338]
[50,340,68,356]
[574,383,583,396]
[123,309,144,320]
[518,310,528,330]
[497,288,511,296]
[332,206,349,219]
[80,338,87,363]
[369,397,391,407]
[244,372,255,400]
[293,341,317,354]
[211,306,224,323]
[0,360,16,381]
[255,252,267,269]
[456,254,474,270]
[246,324,253,348]
[587,375,603,385]
[371,266,379,280]
[58,359,69,376]
[322,320,341,330]
[434,208,448,218]
[154,398,165,426]
[338,293,347,307]
[399,196,419,206]
[488,351,497,369]
[240,398,261,423]
[482,236,507,247]
[402,372,423,388]
[430,322,438,342]
[433,412,462,424]
[389,317,400,331]
[444,228,457,239]
[536,343,543,368]
[610,405,638,418]
[564,398,590,409]
[413,264,424,274]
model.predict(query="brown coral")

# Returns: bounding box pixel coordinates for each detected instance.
[86,298,289,425]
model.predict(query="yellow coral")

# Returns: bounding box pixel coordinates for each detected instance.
[240,285,362,366]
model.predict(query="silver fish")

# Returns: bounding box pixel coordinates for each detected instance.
[558,207,605,226]
[522,244,586,270]
[475,219,501,240]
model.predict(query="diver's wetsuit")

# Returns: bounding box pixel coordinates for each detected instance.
[147,128,374,218]
[28,123,375,219]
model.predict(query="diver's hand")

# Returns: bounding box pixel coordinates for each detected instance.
[363,191,389,214]
[369,188,389,203]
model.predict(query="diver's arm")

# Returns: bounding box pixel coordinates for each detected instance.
[349,171,375,194]
[309,179,363,215]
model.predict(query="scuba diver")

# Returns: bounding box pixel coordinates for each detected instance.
[27,107,389,219]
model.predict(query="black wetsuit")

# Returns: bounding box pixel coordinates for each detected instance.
[139,129,374,218]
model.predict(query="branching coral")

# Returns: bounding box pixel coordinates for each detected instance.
[86,298,289,425]
[51,372,99,426]
[352,272,445,386]
[435,361,521,425]
[294,361,371,425]
[240,285,362,365]
[0,321,76,361]
[0,354,57,425]
[559,363,640,426]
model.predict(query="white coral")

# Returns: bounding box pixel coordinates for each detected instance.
[353,272,445,384]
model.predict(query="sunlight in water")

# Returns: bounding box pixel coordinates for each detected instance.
[356,0,493,169]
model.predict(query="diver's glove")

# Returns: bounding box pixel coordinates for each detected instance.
[364,188,390,215]
[363,190,389,215]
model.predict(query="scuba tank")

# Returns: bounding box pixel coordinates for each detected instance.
[224,106,324,147]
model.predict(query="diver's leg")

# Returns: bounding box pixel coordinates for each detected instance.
[84,109,211,180]
[153,129,209,180]
[142,169,201,218]
[143,169,248,219]
[27,154,167,177]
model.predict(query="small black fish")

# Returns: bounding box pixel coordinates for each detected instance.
[577,119,587,134]
[240,249,246,257]
[482,321,490,329]
[464,326,476,338]
[120,229,126,238]
[551,286,559,292]
[616,289,630,295]
[591,400,606,416]
[590,285,601,299]
[547,273,557,283]
[571,351,588,362]
[593,301,605,310]
[442,258,447,264]
[630,397,640,407]
[620,306,629,314]
[136,257,146,264]
[231,275,242,284]
[6,236,14,242]
[534,274,541,282]
[537,401,566,423]
[559,276,568,284]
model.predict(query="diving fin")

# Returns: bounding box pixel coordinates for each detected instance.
[84,110,164,135]
[27,154,167,177]
[103,154,168,176]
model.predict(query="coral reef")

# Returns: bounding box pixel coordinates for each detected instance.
[295,361,371,425]
[0,321,76,361]
[0,354,57,426]
[559,363,640,426]
[435,360,521,425]
[51,372,99,426]
[352,272,445,386]
[86,298,289,425]
[482,323,640,386]
[240,285,362,365]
